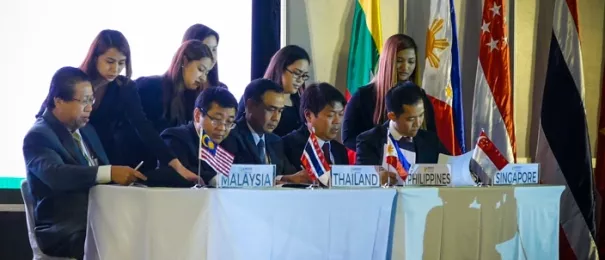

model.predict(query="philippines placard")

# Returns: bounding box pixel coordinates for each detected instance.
[405,164,451,186]
[331,165,381,188]
[493,163,539,185]
[217,164,276,188]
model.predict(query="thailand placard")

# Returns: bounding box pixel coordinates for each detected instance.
[217,164,276,188]
[404,164,452,186]
[493,163,539,185]
[331,165,381,188]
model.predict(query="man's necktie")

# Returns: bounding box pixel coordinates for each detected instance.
[72,131,91,165]
[398,137,415,152]
[322,142,332,164]
[257,139,267,164]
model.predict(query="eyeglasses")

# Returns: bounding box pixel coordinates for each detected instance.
[73,97,96,106]
[285,68,309,81]
[204,113,236,129]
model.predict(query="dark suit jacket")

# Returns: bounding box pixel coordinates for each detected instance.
[23,110,110,255]
[230,119,297,175]
[160,123,241,185]
[236,94,302,137]
[355,122,449,166]
[342,83,437,150]
[87,76,175,172]
[281,126,350,171]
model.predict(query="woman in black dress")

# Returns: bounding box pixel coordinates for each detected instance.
[342,34,436,150]
[73,30,198,181]
[132,40,214,175]
[182,23,227,89]
[237,45,311,137]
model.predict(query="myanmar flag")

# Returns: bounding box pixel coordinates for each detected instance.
[345,0,383,99]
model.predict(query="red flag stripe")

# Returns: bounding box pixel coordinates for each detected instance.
[477,0,516,160]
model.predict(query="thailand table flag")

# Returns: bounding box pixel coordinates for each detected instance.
[300,128,331,186]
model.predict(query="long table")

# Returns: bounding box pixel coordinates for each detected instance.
[390,185,564,259]
[84,186,397,260]
[84,185,564,260]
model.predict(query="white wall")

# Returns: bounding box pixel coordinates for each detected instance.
[0,0,251,178]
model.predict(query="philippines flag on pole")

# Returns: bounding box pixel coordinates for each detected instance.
[421,0,466,156]
[199,131,234,176]
[300,128,331,186]
[536,0,598,258]
[471,131,509,182]
[471,0,516,163]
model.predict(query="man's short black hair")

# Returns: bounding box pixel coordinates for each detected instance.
[385,81,424,116]
[195,87,238,113]
[242,78,283,104]
[44,66,90,110]
[299,82,347,122]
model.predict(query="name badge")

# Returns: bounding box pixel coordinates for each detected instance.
[405,164,451,186]
[331,165,381,188]
[493,163,539,185]
[217,164,276,188]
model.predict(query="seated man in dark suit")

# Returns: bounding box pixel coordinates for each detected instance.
[356,82,449,183]
[282,82,349,169]
[233,79,310,183]
[160,87,240,185]
[23,67,146,259]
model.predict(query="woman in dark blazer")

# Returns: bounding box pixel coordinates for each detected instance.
[36,29,199,181]
[132,40,215,173]
[182,23,227,89]
[342,34,436,150]
[237,45,311,137]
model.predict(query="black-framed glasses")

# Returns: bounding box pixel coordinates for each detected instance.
[73,97,95,106]
[285,68,310,81]
[203,110,236,129]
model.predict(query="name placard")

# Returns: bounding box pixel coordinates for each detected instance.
[493,163,539,185]
[217,164,276,188]
[405,164,451,186]
[331,165,380,188]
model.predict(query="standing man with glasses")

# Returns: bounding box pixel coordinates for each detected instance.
[23,67,146,259]
[160,87,240,186]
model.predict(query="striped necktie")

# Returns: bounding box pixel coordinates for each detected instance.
[72,131,92,165]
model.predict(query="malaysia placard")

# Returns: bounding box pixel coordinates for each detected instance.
[217,164,276,188]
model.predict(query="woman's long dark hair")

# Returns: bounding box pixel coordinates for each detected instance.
[80,29,132,80]
[162,40,214,125]
[182,24,222,88]
[36,30,132,118]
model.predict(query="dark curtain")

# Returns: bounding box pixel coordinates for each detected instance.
[251,0,281,80]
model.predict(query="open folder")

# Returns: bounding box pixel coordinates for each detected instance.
[437,150,478,186]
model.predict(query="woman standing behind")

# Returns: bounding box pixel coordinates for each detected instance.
[136,40,214,132]
[131,40,214,173]
[79,30,198,181]
[182,23,227,88]
[237,45,311,137]
[341,34,436,150]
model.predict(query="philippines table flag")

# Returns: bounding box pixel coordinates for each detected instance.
[471,0,516,163]
[381,133,410,181]
[300,128,331,186]
[536,0,598,258]
[421,0,466,155]
[199,131,234,176]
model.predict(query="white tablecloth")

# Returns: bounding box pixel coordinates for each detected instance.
[84,186,397,260]
[390,185,565,260]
